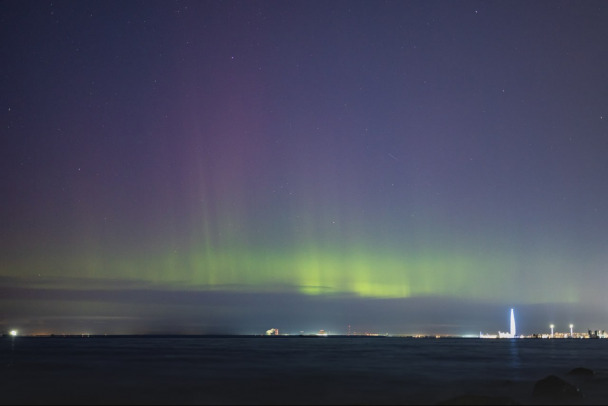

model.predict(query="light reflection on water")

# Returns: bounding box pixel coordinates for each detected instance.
[508,338,521,372]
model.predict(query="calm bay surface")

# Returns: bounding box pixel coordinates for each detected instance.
[1,336,607,404]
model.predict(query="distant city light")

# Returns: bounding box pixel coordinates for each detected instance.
[9,330,18,337]
[265,328,279,336]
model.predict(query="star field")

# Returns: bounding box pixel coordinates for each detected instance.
[1,1,608,335]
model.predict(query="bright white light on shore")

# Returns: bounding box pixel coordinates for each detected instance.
[9,330,18,337]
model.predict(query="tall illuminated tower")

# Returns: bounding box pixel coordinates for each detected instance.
[510,308,516,337]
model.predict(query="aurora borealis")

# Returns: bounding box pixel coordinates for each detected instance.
[2,1,608,335]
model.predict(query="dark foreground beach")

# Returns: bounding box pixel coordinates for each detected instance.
[1,336,607,405]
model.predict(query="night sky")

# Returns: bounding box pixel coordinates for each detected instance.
[2,1,608,336]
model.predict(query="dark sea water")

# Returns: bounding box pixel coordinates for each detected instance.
[1,336,607,405]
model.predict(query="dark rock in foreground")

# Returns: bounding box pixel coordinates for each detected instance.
[568,367,594,377]
[436,394,521,405]
[532,375,581,399]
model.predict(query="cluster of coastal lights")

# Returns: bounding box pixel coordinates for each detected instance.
[549,324,575,336]
[9,330,18,337]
